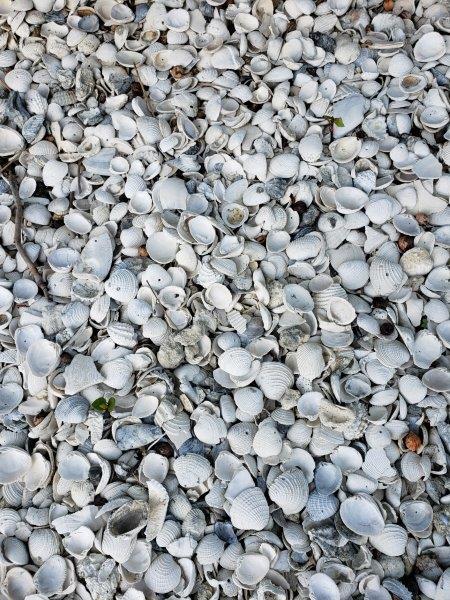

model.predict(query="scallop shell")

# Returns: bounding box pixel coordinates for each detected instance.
[173,454,212,488]
[105,269,138,303]
[196,533,224,565]
[329,136,362,163]
[255,362,294,400]
[230,487,269,531]
[269,468,309,515]
[296,342,325,380]
[145,554,182,594]
[253,423,283,458]
[28,528,60,565]
[269,154,300,178]
[234,553,270,587]
[33,555,68,596]
[414,32,446,62]
[309,573,340,600]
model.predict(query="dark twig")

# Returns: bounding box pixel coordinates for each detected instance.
[5,170,48,298]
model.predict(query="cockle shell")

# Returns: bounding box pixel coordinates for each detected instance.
[269,468,309,515]
[145,554,182,594]
[0,447,31,484]
[255,362,294,400]
[230,487,269,531]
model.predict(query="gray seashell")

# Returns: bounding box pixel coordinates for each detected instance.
[340,494,385,536]
[269,468,309,515]
[145,553,182,594]
[114,423,162,450]
[54,395,90,423]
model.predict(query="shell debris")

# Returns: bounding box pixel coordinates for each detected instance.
[0,0,449,599]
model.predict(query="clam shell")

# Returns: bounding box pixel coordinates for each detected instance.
[173,454,213,488]
[340,494,385,536]
[0,447,31,484]
[28,528,60,565]
[33,555,68,596]
[0,126,25,156]
[234,553,270,587]
[369,524,408,557]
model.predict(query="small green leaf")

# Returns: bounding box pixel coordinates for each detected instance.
[91,398,108,413]
[420,316,428,329]
[334,117,345,127]
[107,397,116,412]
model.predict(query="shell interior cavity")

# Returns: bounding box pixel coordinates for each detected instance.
[0,1,449,599]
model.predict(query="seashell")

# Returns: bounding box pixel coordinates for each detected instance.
[255,362,294,400]
[54,395,90,423]
[0,447,31,484]
[28,528,60,565]
[0,383,23,415]
[174,454,212,488]
[314,462,342,496]
[296,342,325,380]
[340,494,385,536]
[33,555,68,596]
[26,340,61,377]
[145,554,182,594]
[234,553,270,587]
[414,32,446,62]
[233,387,264,416]
[105,269,138,303]
[268,468,309,515]
[369,257,406,296]
[400,500,433,535]
[196,533,224,565]
[283,283,314,313]
[309,573,340,600]
[58,451,90,481]
[253,423,283,458]
[62,526,94,559]
[329,137,362,163]
[230,487,270,531]
[0,126,25,156]
[369,524,408,557]
[269,154,300,178]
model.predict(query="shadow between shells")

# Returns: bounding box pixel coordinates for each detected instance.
[0,0,449,599]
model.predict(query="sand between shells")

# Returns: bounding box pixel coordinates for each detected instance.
[0,0,450,599]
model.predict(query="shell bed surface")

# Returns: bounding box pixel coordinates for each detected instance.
[0,0,450,598]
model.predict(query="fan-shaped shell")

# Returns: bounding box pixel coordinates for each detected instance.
[55,395,90,424]
[173,454,212,488]
[400,500,433,534]
[105,269,138,303]
[230,487,269,531]
[0,126,25,156]
[234,553,270,586]
[253,423,283,458]
[268,468,309,515]
[255,362,294,400]
[196,533,224,565]
[218,347,253,377]
[28,528,60,565]
[0,447,31,484]
[34,555,68,596]
[145,554,182,594]
[369,524,408,557]
[233,387,264,416]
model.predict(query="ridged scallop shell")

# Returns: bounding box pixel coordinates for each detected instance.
[105,269,138,303]
[255,362,294,400]
[28,528,60,566]
[340,493,385,536]
[193,413,227,445]
[374,339,410,368]
[145,554,182,594]
[233,387,264,416]
[268,468,309,515]
[369,257,406,295]
[306,491,339,521]
[64,354,105,395]
[253,423,283,458]
[218,347,253,377]
[173,454,212,488]
[196,533,224,565]
[296,342,325,380]
[369,524,408,557]
[269,153,300,178]
[230,487,269,531]
[54,395,90,424]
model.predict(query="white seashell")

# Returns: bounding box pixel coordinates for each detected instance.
[314,462,342,496]
[28,528,60,565]
[283,283,314,313]
[400,500,433,534]
[230,487,269,531]
[233,387,264,416]
[269,468,309,515]
[414,32,446,62]
[54,395,90,424]
[62,526,94,559]
[0,126,25,156]
[296,342,325,380]
[173,454,212,488]
[329,136,362,163]
[105,269,138,303]
[309,573,340,600]
[26,340,61,378]
[253,423,282,458]
[147,231,178,264]
[145,554,182,594]
[369,524,408,557]
[335,187,369,214]
[146,480,169,541]
[340,494,385,536]
[255,362,294,400]
[298,134,323,163]
[234,553,270,586]
[269,154,300,178]
[64,354,105,395]
[205,282,233,311]
[218,347,253,377]
[58,451,90,481]
[196,533,224,565]
[0,447,31,484]
[33,555,68,596]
